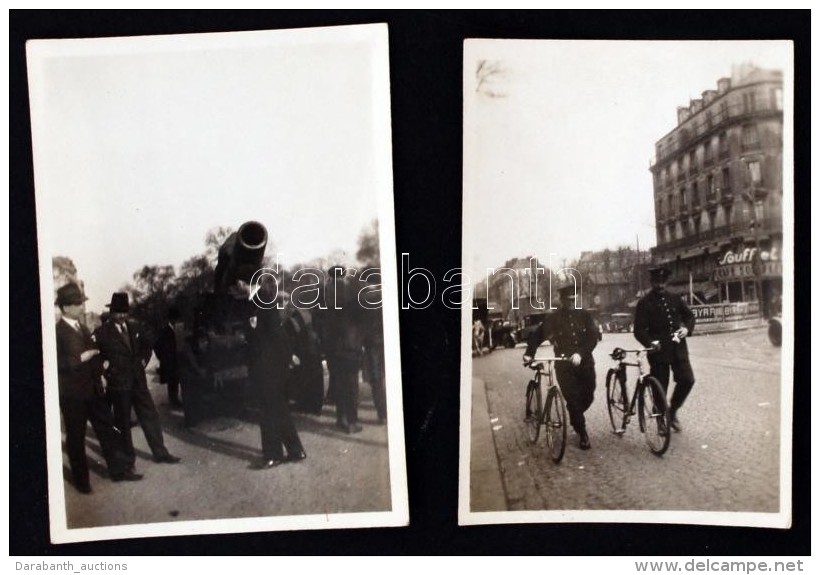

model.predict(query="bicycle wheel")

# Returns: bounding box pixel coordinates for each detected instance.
[545,387,568,463]
[524,379,542,444]
[605,368,628,434]
[638,376,671,456]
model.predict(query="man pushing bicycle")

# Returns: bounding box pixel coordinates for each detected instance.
[523,281,598,450]
[633,266,696,433]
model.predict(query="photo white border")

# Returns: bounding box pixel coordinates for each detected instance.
[27,22,408,544]
[458,39,794,529]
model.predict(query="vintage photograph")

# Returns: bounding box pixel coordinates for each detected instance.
[27,23,407,542]
[460,40,793,527]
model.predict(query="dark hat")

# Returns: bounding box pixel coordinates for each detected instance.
[556,281,579,299]
[55,283,87,307]
[648,266,672,281]
[106,292,130,313]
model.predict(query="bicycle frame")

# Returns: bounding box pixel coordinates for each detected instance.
[524,356,570,463]
[606,348,671,456]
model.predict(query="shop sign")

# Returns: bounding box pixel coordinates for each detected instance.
[717,246,779,266]
[712,261,783,281]
[691,302,760,324]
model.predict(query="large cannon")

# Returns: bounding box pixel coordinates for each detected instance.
[183,221,268,426]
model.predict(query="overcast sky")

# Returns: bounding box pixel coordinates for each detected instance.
[28,25,388,312]
[463,40,792,280]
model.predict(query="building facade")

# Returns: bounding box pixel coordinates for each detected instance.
[649,63,783,318]
[575,248,652,313]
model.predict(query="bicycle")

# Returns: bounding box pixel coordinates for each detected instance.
[605,347,671,456]
[523,356,569,463]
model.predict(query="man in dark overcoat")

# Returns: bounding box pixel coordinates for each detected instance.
[96,292,180,469]
[523,282,598,449]
[245,281,306,468]
[153,305,183,408]
[55,283,142,493]
[633,266,696,431]
[318,268,366,434]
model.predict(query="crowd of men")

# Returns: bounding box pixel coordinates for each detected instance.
[54,265,387,493]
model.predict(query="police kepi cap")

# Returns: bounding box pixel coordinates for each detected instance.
[106,292,130,313]
[648,266,672,280]
[55,283,88,306]
[556,282,578,299]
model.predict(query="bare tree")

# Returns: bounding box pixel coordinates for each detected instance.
[356,219,380,268]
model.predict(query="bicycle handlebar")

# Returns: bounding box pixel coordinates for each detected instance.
[609,347,655,360]
[526,356,570,369]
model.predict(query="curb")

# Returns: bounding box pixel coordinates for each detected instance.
[470,376,507,512]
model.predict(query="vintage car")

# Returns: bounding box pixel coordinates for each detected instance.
[608,312,634,333]
[472,299,517,352]
[514,312,550,345]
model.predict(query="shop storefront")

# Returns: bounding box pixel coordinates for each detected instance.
[711,240,782,318]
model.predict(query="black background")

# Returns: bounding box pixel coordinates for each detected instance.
[10,10,810,556]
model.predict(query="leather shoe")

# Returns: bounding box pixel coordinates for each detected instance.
[669,415,681,433]
[579,430,591,450]
[112,470,143,482]
[154,454,181,464]
[76,483,93,494]
[286,450,307,463]
[252,458,284,470]
[345,423,363,434]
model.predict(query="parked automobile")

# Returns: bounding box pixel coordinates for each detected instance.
[472,299,517,353]
[608,312,634,333]
[514,312,550,345]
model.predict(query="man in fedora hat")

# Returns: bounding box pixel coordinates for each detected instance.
[523,280,598,450]
[54,283,143,493]
[634,266,696,432]
[96,292,180,469]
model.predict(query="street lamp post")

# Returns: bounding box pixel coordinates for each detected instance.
[741,157,765,322]
[747,196,764,321]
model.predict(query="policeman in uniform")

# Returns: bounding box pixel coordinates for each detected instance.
[523,282,598,450]
[633,266,696,432]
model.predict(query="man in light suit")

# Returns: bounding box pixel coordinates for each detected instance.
[96,292,180,470]
[55,283,143,493]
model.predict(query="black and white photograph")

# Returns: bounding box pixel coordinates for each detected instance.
[460,40,793,527]
[27,23,407,542]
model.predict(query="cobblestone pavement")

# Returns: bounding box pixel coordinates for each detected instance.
[471,328,783,513]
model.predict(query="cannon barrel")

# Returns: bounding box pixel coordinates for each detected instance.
[213,221,268,292]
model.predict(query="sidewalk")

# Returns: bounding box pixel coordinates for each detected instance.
[469,376,507,512]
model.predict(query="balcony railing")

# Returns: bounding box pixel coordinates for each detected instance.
[655,217,782,251]
[654,98,782,163]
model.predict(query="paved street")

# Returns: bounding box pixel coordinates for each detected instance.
[61,362,393,529]
[471,327,783,513]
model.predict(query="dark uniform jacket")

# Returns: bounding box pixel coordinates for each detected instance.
[96,319,153,391]
[245,307,292,376]
[525,308,598,364]
[56,319,105,400]
[317,277,366,361]
[633,289,696,362]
